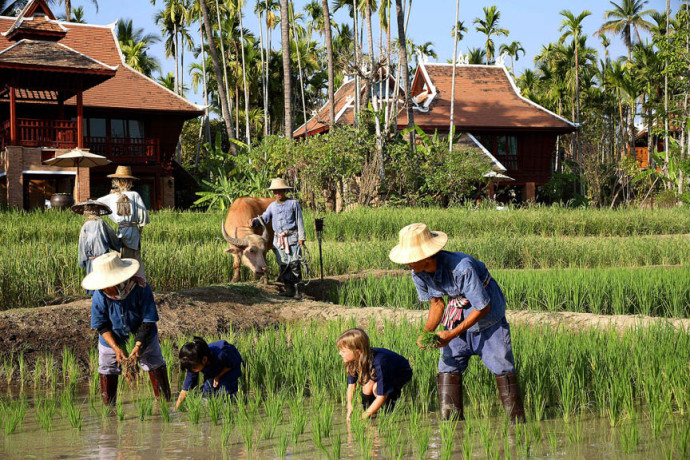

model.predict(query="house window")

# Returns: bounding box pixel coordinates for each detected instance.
[110,119,127,138]
[89,118,106,138]
[472,133,518,170]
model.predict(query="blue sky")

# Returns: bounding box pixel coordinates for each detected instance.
[65,0,676,105]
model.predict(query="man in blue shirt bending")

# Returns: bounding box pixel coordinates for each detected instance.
[389,223,525,424]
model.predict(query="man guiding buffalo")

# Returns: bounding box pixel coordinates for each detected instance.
[252,178,306,299]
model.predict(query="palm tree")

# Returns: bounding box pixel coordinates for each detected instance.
[451,20,467,41]
[498,41,525,75]
[280,0,292,137]
[322,0,336,125]
[414,41,437,63]
[199,0,235,147]
[59,0,97,20]
[596,0,654,61]
[466,47,486,65]
[473,5,509,65]
[116,18,161,77]
[395,0,413,146]
[559,9,591,173]
[154,0,191,95]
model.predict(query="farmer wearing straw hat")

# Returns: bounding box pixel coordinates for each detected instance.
[71,199,120,278]
[84,253,171,406]
[389,223,526,424]
[251,178,306,299]
[98,166,150,277]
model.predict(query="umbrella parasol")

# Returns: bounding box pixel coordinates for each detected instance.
[483,170,515,181]
[44,148,111,200]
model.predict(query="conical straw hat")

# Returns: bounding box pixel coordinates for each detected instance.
[389,223,448,264]
[71,199,112,216]
[81,253,140,291]
[268,178,292,190]
[107,165,139,180]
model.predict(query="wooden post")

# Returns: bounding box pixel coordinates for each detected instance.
[9,86,17,145]
[76,89,84,148]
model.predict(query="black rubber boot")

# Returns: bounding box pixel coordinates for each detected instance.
[99,373,118,406]
[437,372,464,421]
[148,365,172,401]
[361,392,376,410]
[495,372,526,425]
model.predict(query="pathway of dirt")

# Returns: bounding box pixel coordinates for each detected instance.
[1,279,687,380]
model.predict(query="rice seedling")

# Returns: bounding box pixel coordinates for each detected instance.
[35,396,58,432]
[61,347,79,387]
[440,419,459,460]
[618,414,639,453]
[17,351,25,384]
[289,397,307,443]
[547,426,558,452]
[2,397,28,435]
[310,421,328,457]
[33,355,43,387]
[135,391,154,421]
[274,429,289,458]
[461,430,474,460]
[116,392,125,421]
[3,352,15,385]
[158,396,171,423]
[62,394,82,430]
[677,421,690,459]
[565,417,583,444]
[221,418,233,447]
[206,394,223,425]
[240,420,256,452]
[413,424,431,460]
[331,432,342,459]
[419,330,441,348]
[185,389,203,424]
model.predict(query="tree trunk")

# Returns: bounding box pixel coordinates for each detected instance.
[353,0,360,124]
[395,0,414,146]
[322,0,335,126]
[258,11,268,137]
[64,0,71,20]
[238,2,251,147]
[290,1,309,138]
[174,23,179,95]
[199,0,235,151]
[360,2,375,109]
[281,0,292,138]
[215,0,236,154]
[449,0,459,152]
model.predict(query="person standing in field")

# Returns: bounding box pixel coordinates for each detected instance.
[389,223,526,424]
[71,199,120,280]
[84,252,171,406]
[99,166,149,277]
[337,328,413,421]
[175,336,243,409]
[251,178,306,299]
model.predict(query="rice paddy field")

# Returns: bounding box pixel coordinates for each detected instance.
[1,205,689,458]
[0,321,688,458]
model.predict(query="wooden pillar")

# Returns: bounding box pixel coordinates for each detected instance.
[524,182,536,202]
[9,86,17,145]
[76,89,84,148]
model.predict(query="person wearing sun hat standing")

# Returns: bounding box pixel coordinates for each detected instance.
[84,252,171,406]
[251,178,306,299]
[389,223,525,424]
[98,166,150,277]
[71,199,120,278]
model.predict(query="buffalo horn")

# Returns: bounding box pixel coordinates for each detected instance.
[221,220,249,248]
[258,217,269,241]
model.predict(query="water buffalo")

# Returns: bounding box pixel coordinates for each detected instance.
[222,196,276,282]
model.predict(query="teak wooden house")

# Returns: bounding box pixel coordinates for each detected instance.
[0,0,202,210]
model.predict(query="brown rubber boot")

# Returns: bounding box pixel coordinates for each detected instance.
[437,372,464,421]
[148,365,172,401]
[495,372,526,425]
[99,373,118,406]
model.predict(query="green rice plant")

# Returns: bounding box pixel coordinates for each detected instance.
[440,419,459,460]
[331,432,342,459]
[33,355,43,387]
[185,389,203,424]
[135,391,154,421]
[461,430,474,460]
[289,397,307,443]
[2,397,28,435]
[100,401,112,420]
[310,420,328,457]
[61,347,79,386]
[414,424,431,460]
[548,426,558,452]
[677,421,690,459]
[274,429,289,458]
[62,395,82,430]
[158,396,171,423]
[17,350,25,383]
[419,330,441,348]
[44,353,58,391]
[35,396,58,432]
[206,394,223,425]
[240,420,256,452]
[221,419,233,447]
[618,414,640,453]
[3,352,15,384]
[565,417,583,444]
[116,393,125,421]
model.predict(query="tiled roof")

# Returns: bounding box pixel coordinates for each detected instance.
[0,16,202,115]
[0,39,115,72]
[293,79,355,137]
[400,64,576,133]
[5,15,67,40]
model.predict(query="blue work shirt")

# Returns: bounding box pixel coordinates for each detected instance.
[90,283,159,347]
[78,219,120,273]
[182,341,243,391]
[347,348,413,397]
[411,250,506,333]
[258,198,306,245]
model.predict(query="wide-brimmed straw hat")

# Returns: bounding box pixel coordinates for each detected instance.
[268,178,292,191]
[107,165,139,180]
[81,253,140,291]
[389,223,448,264]
[70,199,112,216]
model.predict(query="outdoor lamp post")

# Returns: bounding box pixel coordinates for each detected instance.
[314,218,324,281]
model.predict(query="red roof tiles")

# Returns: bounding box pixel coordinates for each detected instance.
[0,39,115,72]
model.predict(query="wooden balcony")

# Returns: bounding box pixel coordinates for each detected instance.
[1,118,160,164]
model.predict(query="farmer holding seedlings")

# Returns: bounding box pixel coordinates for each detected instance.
[389,223,526,424]
[251,178,306,299]
[71,199,120,279]
[175,336,243,409]
[84,252,171,406]
[337,328,413,421]
[99,166,149,277]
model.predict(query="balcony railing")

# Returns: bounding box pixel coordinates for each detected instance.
[0,118,77,150]
[0,119,161,164]
[84,136,160,164]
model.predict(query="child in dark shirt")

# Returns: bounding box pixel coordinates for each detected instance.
[175,337,243,409]
[337,328,413,421]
